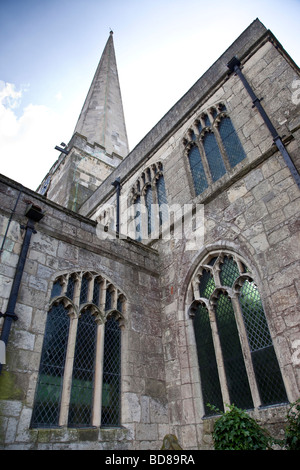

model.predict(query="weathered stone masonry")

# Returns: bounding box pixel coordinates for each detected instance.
[0,176,167,449]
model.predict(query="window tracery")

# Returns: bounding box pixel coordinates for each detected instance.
[31,271,126,429]
[188,251,288,416]
[183,103,246,196]
[130,161,168,240]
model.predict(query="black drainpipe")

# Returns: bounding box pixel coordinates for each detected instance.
[227,56,300,189]
[0,203,44,375]
[111,177,121,235]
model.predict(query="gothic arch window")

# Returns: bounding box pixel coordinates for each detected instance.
[187,144,208,196]
[184,103,246,196]
[130,161,168,240]
[31,271,126,429]
[203,131,226,182]
[188,251,288,417]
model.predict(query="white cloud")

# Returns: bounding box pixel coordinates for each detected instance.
[0,81,68,190]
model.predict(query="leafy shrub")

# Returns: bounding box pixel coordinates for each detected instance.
[284,399,300,450]
[209,404,271,450]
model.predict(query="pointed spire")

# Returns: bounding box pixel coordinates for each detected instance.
[74,32,129,158]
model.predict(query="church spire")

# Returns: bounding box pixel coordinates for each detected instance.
[38,32,129,211]
[74,31,129,158]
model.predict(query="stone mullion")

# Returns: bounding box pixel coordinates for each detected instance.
[208,304,231,408]
[198,137,213,186]
[99,279,107,312]
[231,294,261,408]
[213,121,232,172]
[87,275,95,303]
[92,320,105,426]
[59,312,78,426]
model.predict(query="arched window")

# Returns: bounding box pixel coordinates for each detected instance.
[130,162,168,240]
[185,103,246,196]
[145,184,153,237]
[188,145,208,196]
[31,301,70,428]
[218,116,246,167]
[156,173,168,226]
[68,307,98,427]
[134,196,142,242]
[31,271,126,429]
[203,131,226,182]
[189,252,288,417]
[101,315,122,427]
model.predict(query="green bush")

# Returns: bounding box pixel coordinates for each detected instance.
[284,398,300,450]
[209,404,272,450]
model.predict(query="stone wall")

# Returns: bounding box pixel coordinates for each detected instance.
[0,176,168,450]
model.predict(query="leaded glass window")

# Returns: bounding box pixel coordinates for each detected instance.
[156,174,168,226]
[130,162,168,241]
[188,145,208,196]
[134,196,142,241]
[215,292,253,409]
[185,103,246,196]
[32,271,126,429]
[218,116,246,167]
[190,251,288,417]
[145,184,153,236]
[198,269,215,299]
[68,309,97,427]
[203,132,226,182]
[193,302,224,416]
[219,256,240,287]
[66,274,76,301]
[101,316,122,427]
[51,279,63,298]
[80,273,89,304]
[31,302,70,428]
[239,280,288,405]
[93,277,101,306]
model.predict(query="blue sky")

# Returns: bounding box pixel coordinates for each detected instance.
[1,0,300,190]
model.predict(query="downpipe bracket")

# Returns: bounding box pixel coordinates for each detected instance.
[0,312,18,321]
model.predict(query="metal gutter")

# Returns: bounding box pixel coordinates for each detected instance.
[0,203,44,375]
[227,56,300,189]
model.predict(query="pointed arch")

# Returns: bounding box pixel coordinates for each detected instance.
[186,248,288,416]
[32,270,127,429]
[31,300,71,428]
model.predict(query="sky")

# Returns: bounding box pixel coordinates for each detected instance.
[1,0,300,191]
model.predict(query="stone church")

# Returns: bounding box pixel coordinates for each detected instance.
[0,19,299,450]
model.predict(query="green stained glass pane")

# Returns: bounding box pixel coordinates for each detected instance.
[31,302,70,428]
[219,256,240,287]
[193,303,223,415]
[215,293,253,409]
[203,132,226,182]
[188,145,208,195]
[101,317,121,427]
[68,309,97,427]
[240,280,288,406]
[199,270,216,299]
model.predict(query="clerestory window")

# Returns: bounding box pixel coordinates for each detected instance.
[31,271,125,429]
[130,161,168,240]
[184,103,246,196]
[189,252,288,417]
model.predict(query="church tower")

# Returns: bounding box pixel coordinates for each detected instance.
[38,31,129,211]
